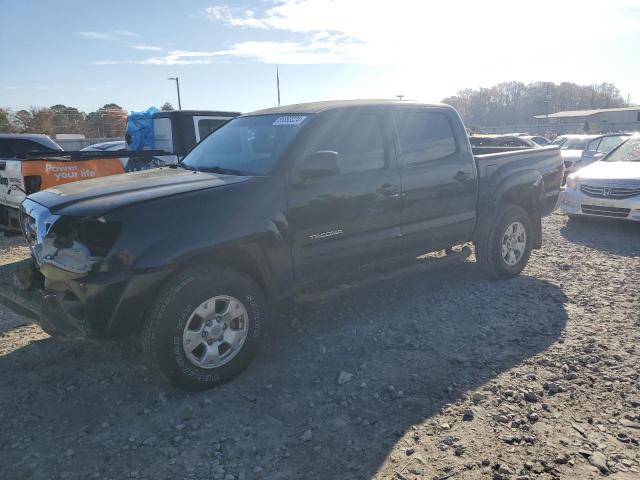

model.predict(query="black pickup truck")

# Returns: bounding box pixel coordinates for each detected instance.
[15,100,563,390]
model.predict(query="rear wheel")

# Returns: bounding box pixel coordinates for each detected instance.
[142,266,267,390]
[475,205,533,279]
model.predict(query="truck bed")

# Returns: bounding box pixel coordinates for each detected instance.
[474,145,564,218]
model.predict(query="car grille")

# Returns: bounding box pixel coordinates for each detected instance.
[581,204,631,218]
[580,183,640,199]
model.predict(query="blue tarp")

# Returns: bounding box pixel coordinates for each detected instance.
[126,107,159,150]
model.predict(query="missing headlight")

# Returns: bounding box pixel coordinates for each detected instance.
[40,217,122,276]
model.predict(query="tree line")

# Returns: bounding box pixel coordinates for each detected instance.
[0,102,174,138]
[442,81,630,129]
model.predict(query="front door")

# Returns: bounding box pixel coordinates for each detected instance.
[285,109,402,288]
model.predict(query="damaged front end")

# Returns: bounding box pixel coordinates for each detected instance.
[20,198,126,337]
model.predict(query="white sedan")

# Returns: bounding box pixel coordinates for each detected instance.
[559,135,640,221]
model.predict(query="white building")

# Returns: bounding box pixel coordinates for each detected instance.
[534,106,640,133]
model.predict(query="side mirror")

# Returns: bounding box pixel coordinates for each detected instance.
[299,151,340,178]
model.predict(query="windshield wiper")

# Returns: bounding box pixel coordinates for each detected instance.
[171,163,197,171]
[171,163,250,175]
[197,166,249,176]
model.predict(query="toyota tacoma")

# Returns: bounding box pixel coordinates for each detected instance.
[16,100,563,390]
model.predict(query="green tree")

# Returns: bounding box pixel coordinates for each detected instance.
[160,102,174,111]
[50,104,86,134]
[84,104,127,138]
[0,108,13,133]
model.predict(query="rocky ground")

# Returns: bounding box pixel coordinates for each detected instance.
[0,212,638,480]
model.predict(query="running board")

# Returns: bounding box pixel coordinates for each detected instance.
[295,245,472,303]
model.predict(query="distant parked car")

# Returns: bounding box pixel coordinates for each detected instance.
[0,134,64,230]
[559,134,631,177]
[522,135,551,146]
[0,133,63,157]
[560,134,640,221]
[80,140,126,152]
[469,135,537,148]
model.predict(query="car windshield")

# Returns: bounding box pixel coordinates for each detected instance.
[604,137,640,162]
[181,114,309,175]
[550,137,567,146]
[560,138,588,150]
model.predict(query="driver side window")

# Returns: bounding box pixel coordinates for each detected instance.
[304,113,386,175]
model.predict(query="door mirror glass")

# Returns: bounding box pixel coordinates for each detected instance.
[299,150,340,178]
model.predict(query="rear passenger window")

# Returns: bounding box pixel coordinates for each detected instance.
[305,113,385,174]
[597,136,623,153]
[394,110,456,164]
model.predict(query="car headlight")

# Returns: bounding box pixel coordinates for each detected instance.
[566,174,578,190]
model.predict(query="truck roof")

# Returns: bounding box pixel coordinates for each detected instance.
[153,110,241,119]
[246,100,452,116]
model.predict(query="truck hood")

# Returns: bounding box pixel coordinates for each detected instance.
[27,167,250,216]
[576,160,640,182]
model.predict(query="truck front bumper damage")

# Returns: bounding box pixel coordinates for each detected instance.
[12,259,169,338]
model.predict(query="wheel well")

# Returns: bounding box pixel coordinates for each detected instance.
[500,185,543,249]
[180,246,276,303]
[501,185,536,214]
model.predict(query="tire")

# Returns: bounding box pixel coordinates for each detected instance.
[142,266,267,390]
[475,204,533,279]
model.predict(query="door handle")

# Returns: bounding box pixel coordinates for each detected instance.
[453,171,470,182]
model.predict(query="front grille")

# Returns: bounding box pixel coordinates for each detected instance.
[581,204,631,218]
[580,183,640,199]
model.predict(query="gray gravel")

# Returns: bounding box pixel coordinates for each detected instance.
[0,212,639,479]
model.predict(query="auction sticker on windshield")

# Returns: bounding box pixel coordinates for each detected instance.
[273,115,307,126]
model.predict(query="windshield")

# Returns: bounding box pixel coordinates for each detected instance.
[604,136,640,162]
[551,136,567,146]
[181,114,309,175]
[560,138,588,150]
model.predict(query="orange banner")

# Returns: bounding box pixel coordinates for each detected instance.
[21,159,125,190]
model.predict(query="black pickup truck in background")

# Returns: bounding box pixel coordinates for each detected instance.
[16,100,563,390]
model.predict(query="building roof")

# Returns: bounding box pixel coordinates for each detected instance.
[245,99,447,116]
[534,106,640,119]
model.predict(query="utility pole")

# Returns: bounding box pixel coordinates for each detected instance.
[276,65,281,107]
[396,94,404,101]
[544,83,549,121]
[168,77,182,110]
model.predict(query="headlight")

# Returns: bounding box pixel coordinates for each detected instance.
[566,174,578,190]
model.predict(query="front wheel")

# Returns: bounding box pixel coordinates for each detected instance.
[475,205,534,279]
[142,266,267,390]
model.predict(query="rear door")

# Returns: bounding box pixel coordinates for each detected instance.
[393,107,477,253]
[285,108,403,287]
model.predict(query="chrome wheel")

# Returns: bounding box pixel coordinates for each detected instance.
[501,221,527,266]
[182,295,249,369]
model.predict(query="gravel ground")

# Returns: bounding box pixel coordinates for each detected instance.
[0,212,639,480]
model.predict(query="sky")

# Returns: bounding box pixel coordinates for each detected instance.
[1,0,640,114]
